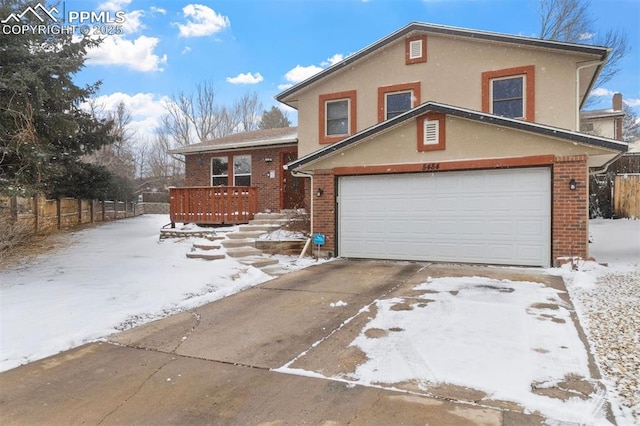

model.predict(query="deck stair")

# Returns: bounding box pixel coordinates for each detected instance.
[181,212,296,276]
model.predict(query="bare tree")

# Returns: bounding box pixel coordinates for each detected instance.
[539,0,593,42]
[234,91,262,132]
[538,0,629,89]
[159,82,264,167]
[622,104,640,143]
[85,101,136,179]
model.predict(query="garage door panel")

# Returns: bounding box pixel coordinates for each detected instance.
[338,168,550,267]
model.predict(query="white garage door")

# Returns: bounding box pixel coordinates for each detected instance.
[338,168,551,267]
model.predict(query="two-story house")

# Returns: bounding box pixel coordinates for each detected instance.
[275,22,627,267]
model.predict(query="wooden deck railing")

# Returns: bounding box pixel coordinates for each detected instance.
[169,186,258,225]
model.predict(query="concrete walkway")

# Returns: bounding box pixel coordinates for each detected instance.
[1,260,584,425]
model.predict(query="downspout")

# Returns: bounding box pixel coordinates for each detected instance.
[576,60,606,131]
[589,151,626,176]
[290,168,314,258]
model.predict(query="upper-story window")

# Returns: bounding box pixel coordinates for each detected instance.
[386,92,412,119]
[378,82,421,122]
[482,65,535,121]
[319,90,357,144]
[211,156,229,186]
[326,100,349,136]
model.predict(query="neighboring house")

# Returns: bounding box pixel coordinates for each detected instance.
[581,94,640,218]
[276,22,627,267]
[170,127,305,213]
[580,93,624,141]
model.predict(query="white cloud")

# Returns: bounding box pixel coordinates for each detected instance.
[175,4,230,38]
[86,35,167,72]
[82,92,170,144]
[226,72,263,85]
[182,46,192,55]
[624,98,640,108]
[122,9,145,33]
[285,64,323,84]
[282,53,344,87]
[150,6,166,15]
[579,32,594,40]
[98,0,132,12]
[591,87,615,97]
[321,53,344,67]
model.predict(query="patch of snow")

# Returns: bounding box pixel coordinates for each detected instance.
[0,215,312,372]
[550,218,639,425]
[258,229,306,241]
[344,276,605,424]
[330,300,348,307]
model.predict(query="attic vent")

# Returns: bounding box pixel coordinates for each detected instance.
[423,120,439,145]
[409,39,423,59]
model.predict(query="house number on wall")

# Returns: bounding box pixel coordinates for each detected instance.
[422,163,440,171]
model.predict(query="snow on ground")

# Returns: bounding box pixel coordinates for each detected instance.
[0,214,316,373]
[278,218,639,425]
[553,218,640,424]
[1,214,637,424]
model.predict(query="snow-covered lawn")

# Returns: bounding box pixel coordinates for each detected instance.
[0,214,315,372]
[558,218,640,424]
[1,215,637,424]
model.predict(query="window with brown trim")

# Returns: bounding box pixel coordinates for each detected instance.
[482,65,535,121]
[319,90,357,144]
[405,35,427,64]
[378,82,421,122]
[417,112,446,152]
[211,154,252,186]
[211,156,229,186]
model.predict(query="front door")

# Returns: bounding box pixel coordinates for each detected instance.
[281,151,305,209]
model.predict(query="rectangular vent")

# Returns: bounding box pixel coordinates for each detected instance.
[423,120,439,145]
[409,40,423,59]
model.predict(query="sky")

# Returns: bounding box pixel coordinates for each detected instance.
[33,0,640,143]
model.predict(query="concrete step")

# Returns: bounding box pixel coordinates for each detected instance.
[221,238,256,248]
[226,231,268,240]
[225,247,264,258]
[238,256,280,268]
[238,224,282,232]
[253,212,287,221]
[186,252,226,260]
[193,243,221,250]
[248,219,289,226]
[259,264,292,276]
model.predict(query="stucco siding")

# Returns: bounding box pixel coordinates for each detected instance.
[295,33,590,158]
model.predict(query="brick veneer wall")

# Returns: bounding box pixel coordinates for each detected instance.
[184,146,295,213]
[552,155,589,262]
[310,156,591,265]
[313,169,336,254]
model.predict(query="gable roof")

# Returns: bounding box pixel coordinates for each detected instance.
[168,127,298,155]
[276,22,610,108]
[285,102,628,170]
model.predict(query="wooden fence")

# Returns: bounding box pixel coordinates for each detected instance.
[0,195,142,234]
[614,174,640,219]
[169,186,258,225]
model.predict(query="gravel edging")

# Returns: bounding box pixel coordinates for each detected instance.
[566,266,640,424]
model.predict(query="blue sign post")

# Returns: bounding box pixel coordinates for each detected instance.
[313,234,325,259]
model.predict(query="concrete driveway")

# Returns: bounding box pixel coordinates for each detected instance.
[0,260,602,425]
